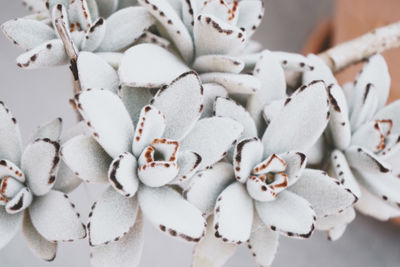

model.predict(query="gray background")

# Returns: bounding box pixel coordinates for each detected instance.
[1,0,400,266]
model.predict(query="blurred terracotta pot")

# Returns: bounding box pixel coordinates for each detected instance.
[303,0,400,225]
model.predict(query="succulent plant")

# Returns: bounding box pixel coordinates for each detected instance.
[0,103,86,261]
[2,0,154,69]
[184,81,357,266]
[61,71,246,266]
[117,0,265,94]
[303,53,400,240]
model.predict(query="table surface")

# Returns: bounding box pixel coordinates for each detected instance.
[0,1,399,266]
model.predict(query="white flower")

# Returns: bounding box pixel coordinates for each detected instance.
[1,0,154,69]
[184,81,357,267]
[303,53,400,241]
[61,71,244,267]
[118,0,265,94]
[0,103,86,262]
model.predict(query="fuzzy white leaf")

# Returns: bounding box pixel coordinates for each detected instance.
[138,0,193,63]
[352,54,390,110]
[23,211,57,262]
[16,39,68,69]
[192,215,237,267]
[31,118,62,142]
[289,169,357,217]
[138,186,206,242]
[327,84,351,150]
[119,86,153,127]
[81,17,106,52]
[151,71,203,140]
[75,89,134,158]
[77,52,119,92]
[29,190,86,242]
[262,81,329,156]
[214,182,253,243]
[247,50,286,133]
[194,15,245,57]
[274,51,313,72]
[330,150,361,198]
[255,190,315,238]
[132,105,166,157]
[200,73,261,94]
[201,83,228,118]
[233,138,263,183]
[236,0,264,38]
[0,102,23,165]
[215,97,258,139]
[22,139,60,196]
[193,55,244,74]
[108,152,139,198]
[247,213,279,267]
[184,162,234,216]
[119,44,190,88]
[97,7,155,52]
[89,186,139,246]
[355,184,400,221]
[180,117,243,169]
[90,211,144,267]
[0,208,22,250]
[2,19,56,50]
[61,135,112,183]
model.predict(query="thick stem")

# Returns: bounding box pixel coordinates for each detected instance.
[54,18,82,120]
[318,21,400,73]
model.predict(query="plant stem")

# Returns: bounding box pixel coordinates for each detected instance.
[318,21,400,72]
[54,18,82,120]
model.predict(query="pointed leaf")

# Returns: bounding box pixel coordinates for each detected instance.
[180,117,243,169]
[262,81,329,155]
[138,0,193,63]
[97,7,155,52]
[81,17,106,52]
[151,71,203,140]
[247,50,286,133]
[289,169,357,217]
[75,89,134,158]
[184,162,234,216]
[215,97,258,139]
